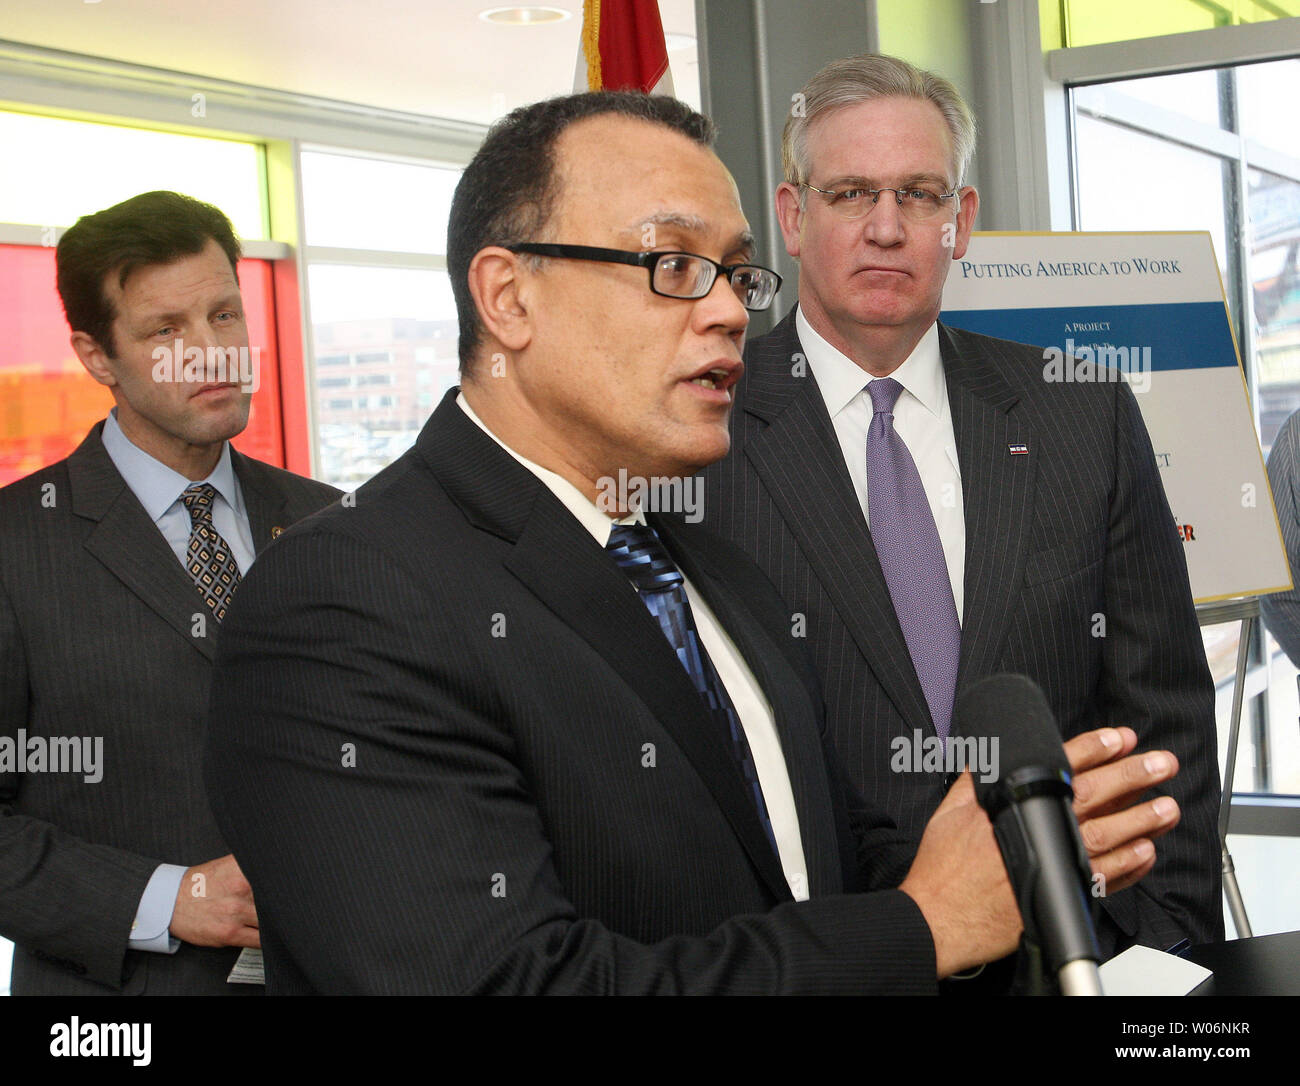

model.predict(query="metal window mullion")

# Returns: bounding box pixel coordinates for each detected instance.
[1243,139,1300,184]
[1222,66,1273,792]
[1048,20,1300,85]
[299,141,468,174]
[1074,98,1239,159]
[304,247,448,271]
[1227,794,1300,834]
[0,39,487,164]
[286,138,324,481]
[1066,86,1083,229]
[0,222,288,258]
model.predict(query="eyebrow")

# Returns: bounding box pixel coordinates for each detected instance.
[133,294,244,328]
[618,214,756,258]
[733,236,757,264]
[819,173,954,189]
[620,212,708,236]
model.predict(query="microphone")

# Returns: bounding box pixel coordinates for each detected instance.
[955,673,1103,996]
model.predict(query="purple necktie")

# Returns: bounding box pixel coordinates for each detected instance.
[865,378,961,740]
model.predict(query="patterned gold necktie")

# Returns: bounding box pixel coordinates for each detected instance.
[180,483,243,622]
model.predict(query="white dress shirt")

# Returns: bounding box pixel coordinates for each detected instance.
[457,393,811,901]
[797,309,966,623]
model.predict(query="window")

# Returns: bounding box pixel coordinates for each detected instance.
[1049,0,1300,49]
[0,110,265,238]
[1072,61,1300,798]
[301,148,467,489]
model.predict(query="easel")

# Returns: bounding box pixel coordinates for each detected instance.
[1196,597,1256,938]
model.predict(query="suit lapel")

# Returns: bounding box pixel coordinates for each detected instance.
[939,324,1036,691]
[741,313,934,736]
[69,426,215,660]
[656,515,841,897]
[421,395,793,902]
[232,451,289,555]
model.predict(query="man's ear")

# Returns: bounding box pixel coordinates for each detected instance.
[467,246,533,354]
[71,332,118,387]
[774,182,805,260]
[950,186,980,261]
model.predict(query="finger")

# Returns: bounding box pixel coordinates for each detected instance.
[227,897,260,929]
[1072,750,1178,819]
[232,925,261,949]
[1078,794,1180,858]
[1092,838,1158,897]
[1063,726,1137,774]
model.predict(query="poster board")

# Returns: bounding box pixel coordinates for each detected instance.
[939,231,1289,603]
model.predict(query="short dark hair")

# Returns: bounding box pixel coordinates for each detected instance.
[447,91,716,374]
[56,190,242,359]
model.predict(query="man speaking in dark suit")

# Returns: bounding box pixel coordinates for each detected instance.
[0,191,339,994]
[205,92,1180,995]
[699,54,1222,955]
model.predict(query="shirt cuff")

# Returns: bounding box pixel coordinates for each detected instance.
[129,864,187,954]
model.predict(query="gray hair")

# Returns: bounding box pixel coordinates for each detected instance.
[782,54,976,195]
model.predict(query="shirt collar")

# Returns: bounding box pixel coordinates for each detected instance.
[101,408,241,523]
[796,307,945,420]
[456,392,643,547]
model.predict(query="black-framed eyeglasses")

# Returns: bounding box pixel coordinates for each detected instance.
[801,182,960,222]
[506,243,782,312]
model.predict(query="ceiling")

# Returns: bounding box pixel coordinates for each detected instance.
[0,0,701,125]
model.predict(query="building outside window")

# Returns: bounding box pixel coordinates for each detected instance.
[299,149,464,489]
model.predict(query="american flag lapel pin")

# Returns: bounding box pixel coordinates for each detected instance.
[1008,443,1029,456]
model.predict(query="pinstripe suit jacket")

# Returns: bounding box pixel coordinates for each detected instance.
[0,423,339,994]
[699,309,1223,954]
[203,390,940,995]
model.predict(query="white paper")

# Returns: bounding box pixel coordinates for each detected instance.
[1100,944,1211,996]
[226,947,266,985]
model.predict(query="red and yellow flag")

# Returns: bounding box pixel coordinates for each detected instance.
[577,0,675,95]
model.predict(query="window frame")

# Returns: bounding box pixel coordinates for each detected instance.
[0,39,485,478]
[1050,25,1300,817]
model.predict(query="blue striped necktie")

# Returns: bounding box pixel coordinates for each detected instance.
[606,523,779,856]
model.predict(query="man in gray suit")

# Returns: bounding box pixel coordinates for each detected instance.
[700,54,1223,955]
[0,191,338,994]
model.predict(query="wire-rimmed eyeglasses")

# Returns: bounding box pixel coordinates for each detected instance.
[801,182,960,222]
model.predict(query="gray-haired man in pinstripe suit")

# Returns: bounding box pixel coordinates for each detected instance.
[701,54,1222,957]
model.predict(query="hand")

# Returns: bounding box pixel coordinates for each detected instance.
[1064,726,1181,897]
[169,854,260,948]
[899,773,1022,978]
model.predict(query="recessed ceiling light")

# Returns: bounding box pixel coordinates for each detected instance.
[479,6,572,25]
